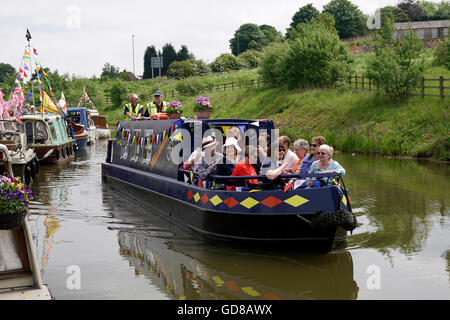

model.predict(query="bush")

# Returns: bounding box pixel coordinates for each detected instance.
[107,81,128,107]
[366,18,424,100]
[175,78,204,96]
[167,60,196,79]
[258,42,290,86]
[236,50,264,69]
[433,37,450,69]
[280,23,354,89]
[210,54,240,72]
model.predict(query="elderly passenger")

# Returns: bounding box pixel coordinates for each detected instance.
[307,144,345,187]
[197,136,223,188]
[277,136,298,172]
[290,139,309,173]
[297,136,326,174]
[215,137,241,188]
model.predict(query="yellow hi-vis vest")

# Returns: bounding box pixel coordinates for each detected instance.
[124,103,143,119]
[146,101,169,115]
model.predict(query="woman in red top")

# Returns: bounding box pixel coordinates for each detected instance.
[229,146,258,190]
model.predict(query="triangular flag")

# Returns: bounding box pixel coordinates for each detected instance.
[284,182,294,192]
[41,91,59,114]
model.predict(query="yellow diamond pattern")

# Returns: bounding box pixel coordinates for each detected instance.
[342,195,347,207]
[193,193,200,202]
[210,195,223,206]
[285,195,309,207]
[240,197,259,209]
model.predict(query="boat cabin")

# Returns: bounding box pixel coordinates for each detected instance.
[21,114,71,147]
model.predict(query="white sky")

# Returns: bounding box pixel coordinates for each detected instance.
[0,0,406,77]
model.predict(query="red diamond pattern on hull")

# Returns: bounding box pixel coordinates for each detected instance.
[261,196,283,208]
[223,197,239,208]
[187,191,194,200]
[201,194,209,204]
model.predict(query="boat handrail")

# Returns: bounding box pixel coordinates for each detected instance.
[179,169,338,180]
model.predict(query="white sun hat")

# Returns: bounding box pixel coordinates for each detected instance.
[222,137,241,153]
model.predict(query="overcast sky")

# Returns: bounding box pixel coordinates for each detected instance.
[1,0,404,78]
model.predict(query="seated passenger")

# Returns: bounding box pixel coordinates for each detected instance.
[296,135,326,174]
[197,136,223,188]
[215,137,241,188]
[229,145,258,190]
[277,136,298,172]
[226,126,244,156]
[307,144,345,187]
[291,139,309,173]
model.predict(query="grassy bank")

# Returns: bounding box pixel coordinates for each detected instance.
[100,85,449,161]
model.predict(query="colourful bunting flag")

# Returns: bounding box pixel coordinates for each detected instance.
[41,91,59,114]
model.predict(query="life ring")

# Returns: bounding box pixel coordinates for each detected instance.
[150,113,168,120]
[24,166,31,186]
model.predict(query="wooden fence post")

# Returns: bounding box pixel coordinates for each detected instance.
[369,78,371,92]
[355,75,358,90]
[440,76,444,99]
[362,75,364,90]
[232,82,234,90]
[421,77,425,98]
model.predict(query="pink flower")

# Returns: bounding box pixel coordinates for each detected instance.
[202,101,208,106]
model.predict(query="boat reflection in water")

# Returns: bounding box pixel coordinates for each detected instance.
[105,185,359,300]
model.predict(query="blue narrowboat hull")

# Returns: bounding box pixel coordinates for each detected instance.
[76,137,88,149]
[101,119,354,250]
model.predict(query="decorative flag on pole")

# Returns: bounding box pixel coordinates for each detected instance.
[58,92,67,115]
[41,91,59,114]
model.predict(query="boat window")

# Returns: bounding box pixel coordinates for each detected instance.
[35,121,48,142]
[48,122,58,141]
[25,122,34,144]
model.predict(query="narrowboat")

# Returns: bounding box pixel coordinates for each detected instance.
[66,107,97,145]
[0,145,52,300]
[0,120,39,186]
[89,110,110,139]
[101,118,357,251]
[20,114,77,164]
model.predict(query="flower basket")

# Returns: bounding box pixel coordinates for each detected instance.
[0,210,27,230]
[194,96,213,118]
[168,112,181,119]
[0,176,33,230]
[165,101,184,119]
[195,110,211,119]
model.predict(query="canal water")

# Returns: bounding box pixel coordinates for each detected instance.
[27,141,449,299]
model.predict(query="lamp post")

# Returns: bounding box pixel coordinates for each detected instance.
[132,34,135,80]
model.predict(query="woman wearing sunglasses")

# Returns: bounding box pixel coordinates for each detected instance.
[296,136,326,174]
[307,144,345,187]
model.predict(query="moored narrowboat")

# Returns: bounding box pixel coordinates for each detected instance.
[21,114,77,164]
[0,120,39,186]
[66,107,97,145]
[102,118,357,251]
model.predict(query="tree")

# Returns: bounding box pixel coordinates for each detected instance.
[323,0,368,39]
[433,37,450,69]
[287,3,320,37]
[0,63,16,83]
[229,23,265,56]
[162,43,177,75]
[259,25,283,46]
[210,54,240,72]
[380,6,409,25]
[435,1,450,20]
[167,60,196,79]
[236,50,264,69]
[258,42,290,86]
[280,22,354,89]
[397,0,425,21]
[366,16,424,100]
[143,46,157,79]
[100,63,120,80]
[418,1,438,19]
[107,81,127,108]
[176,45,194,61]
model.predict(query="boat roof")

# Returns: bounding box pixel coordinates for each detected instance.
[67,107,88,127]
[21,114,63,121]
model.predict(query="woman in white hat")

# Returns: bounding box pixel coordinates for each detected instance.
[215,137,241,188]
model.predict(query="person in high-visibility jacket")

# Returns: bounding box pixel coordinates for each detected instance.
[144,90,169,117]
[123,93,144,120]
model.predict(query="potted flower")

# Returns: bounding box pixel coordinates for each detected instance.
[194,96,213,119]
[165,101,184,119]
[0,176,33,230]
